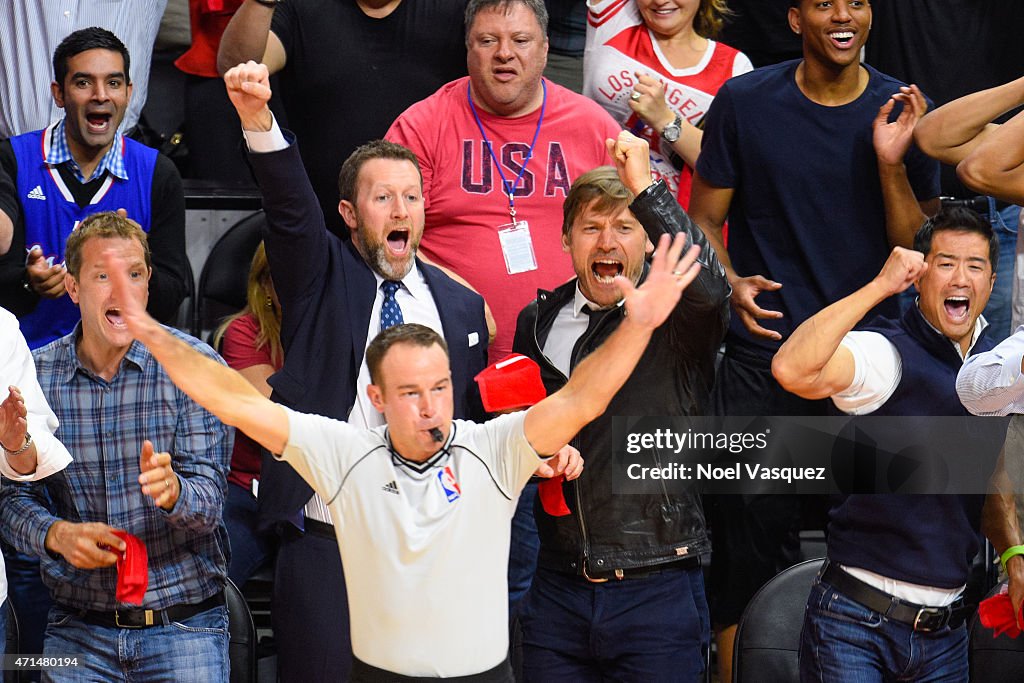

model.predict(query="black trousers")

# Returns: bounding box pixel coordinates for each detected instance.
[273,524,351,682]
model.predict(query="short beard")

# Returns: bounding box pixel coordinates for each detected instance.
[364,240,414,281]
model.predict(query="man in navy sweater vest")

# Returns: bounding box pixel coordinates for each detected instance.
[772,207,1021,682]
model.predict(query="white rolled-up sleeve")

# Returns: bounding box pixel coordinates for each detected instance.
[831,331,902,415]
[0,310,72,480]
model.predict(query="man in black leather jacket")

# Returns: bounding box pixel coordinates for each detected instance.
[512,131,730,680]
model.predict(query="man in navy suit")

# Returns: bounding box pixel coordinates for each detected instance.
[224,61,490,681]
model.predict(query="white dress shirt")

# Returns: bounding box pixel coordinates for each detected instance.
[542,283,621,377]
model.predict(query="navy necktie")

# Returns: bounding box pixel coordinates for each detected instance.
[380,281,404,333]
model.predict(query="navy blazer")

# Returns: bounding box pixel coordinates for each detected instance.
[249,137,489,525]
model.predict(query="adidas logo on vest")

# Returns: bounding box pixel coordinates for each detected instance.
[26,185,46,201]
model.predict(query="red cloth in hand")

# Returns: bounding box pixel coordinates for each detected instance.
[978,587,1023,638]
[111,531,148,605]
[538,476,570,516]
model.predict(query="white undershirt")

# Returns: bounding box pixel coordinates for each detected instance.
[542,283,621,377]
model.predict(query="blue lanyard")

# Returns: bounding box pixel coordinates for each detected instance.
[467,79,547,222]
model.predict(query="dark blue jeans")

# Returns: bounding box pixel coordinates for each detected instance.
[982,198,1020,344]
[799,578,968,683]
[508,481,539,617]
[223,482,276,586]
[519,565,709,682]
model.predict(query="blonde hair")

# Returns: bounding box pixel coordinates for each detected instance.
[65,211,150,278]
[213,242,283,365]
[694,0,734,39]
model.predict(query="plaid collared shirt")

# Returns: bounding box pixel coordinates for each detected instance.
[44,119,128,183]
[0,325,232,611]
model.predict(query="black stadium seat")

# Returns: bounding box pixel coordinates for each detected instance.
[192,211,265,339]
[226,577,257,683]
[733,558,824,682]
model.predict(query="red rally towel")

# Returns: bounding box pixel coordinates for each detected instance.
[111,531,148,605]
[978,586,1023,638]
[538,476,571,516]
[475,354,570,516]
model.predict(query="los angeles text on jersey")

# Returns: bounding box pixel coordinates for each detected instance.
[626,463,826,484]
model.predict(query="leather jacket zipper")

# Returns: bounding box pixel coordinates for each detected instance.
[567,311,610,574]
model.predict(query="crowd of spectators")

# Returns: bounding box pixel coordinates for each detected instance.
[2,1,1024,681]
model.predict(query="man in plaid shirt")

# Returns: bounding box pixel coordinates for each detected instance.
[0,212,232,680]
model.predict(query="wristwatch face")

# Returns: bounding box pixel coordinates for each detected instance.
[662,117,682,143]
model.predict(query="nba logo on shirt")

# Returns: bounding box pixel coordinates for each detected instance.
[438,466,461,503]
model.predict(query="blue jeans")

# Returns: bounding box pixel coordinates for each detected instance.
[799,578,967,683]
[982,198,1020,344]
[519,566,709,682]
[0,597,8,654]
[41,604,228,682]
[508,481,539,617]
[223,482,275,586]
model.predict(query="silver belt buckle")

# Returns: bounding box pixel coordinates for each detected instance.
[912,606,946,632]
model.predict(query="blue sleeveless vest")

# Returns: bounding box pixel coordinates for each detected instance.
[11,125,156,348]
[828,305,996,588]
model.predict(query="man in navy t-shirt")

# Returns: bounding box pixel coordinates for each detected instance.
[687,0,941,675]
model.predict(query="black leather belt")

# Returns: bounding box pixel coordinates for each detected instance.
[582,555,700,583]
[940,195,1011,214]
[68,591,225,629]
[304,518,337,540]
[821,562,965,632]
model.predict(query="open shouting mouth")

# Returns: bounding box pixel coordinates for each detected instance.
[944,296,969,324]
[386,228,410,255]
[105,306,126,329]
[591,259,624,284]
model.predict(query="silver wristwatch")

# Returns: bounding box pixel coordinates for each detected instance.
[661,114,683,143]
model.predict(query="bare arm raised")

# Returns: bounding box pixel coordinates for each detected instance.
[217,0,287,76]
[106,225,696,468]
[772,247,926,400]
[915,75,1024,204]
[873,85,938,249]
[105,250,290,455]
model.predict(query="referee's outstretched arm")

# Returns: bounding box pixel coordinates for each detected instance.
[524,233,700,456]
[105,233,700,464]
[104,251,291,456]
